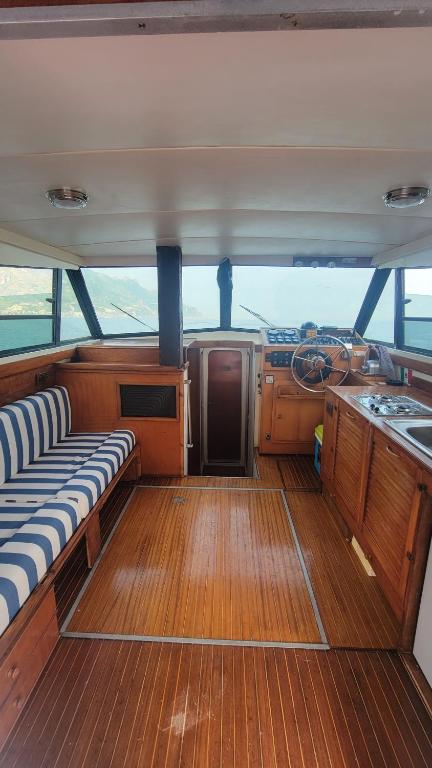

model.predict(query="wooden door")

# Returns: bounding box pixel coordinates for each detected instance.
[206,349,243,463]
[362,430,422,616]
[333,402,370,527]
[272,387,323,445]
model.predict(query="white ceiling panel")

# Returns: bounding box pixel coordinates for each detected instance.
[1,147,432,222]
[1,28,432,154]
[1,27,432,267]
[3,209,432,249]
[74,236,383,263]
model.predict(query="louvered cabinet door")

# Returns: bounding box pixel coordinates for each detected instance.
[333,402,370,528]
[362,431,422,618]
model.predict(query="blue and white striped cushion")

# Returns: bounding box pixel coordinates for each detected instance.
[0,497,82,634]
[0,387,71,485]
[0,432,110,545]
[0,427,135,635]
[57,430,135,518]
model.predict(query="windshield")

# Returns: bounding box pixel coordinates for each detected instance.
[82,267,159,334]
[231,267,374,329]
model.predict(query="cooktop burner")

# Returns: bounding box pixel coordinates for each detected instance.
[352,394,432,417]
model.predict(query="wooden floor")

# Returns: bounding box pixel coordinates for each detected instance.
[2,638,431,768]
[55,485,132,627]
[65,460,400,649]
[67,487,322,643]
[278,455,321,490]
[141,452,284,488]
[288,491,400,649]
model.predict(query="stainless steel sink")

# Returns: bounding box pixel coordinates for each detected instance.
[384,419,432,459]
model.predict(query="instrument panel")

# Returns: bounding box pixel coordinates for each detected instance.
[262,328,367,370]
[264,328,365,346]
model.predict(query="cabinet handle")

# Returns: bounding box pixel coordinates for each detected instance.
[345,410,357,420]
[7,665,20,681]
[386,445,400,458]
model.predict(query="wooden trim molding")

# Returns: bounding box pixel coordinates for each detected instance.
[390,351,432,377]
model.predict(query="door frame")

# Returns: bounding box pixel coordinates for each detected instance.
[201,347,251,470]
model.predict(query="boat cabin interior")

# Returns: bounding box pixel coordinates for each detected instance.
[1,2,432,765]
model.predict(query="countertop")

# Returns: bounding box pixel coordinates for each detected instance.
[328,384,432,475]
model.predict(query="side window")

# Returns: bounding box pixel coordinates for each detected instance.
[0,267,54,354]
[403,268,432,353]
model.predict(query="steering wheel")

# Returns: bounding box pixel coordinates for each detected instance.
[291,336,351,393]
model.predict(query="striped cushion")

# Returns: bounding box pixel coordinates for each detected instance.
[0,426,136,635]
[0,497,82,634]
[0,432,110,546]
[57,430,135,518]
[0,387,71,485]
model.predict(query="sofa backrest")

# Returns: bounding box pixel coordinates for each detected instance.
[0,386,71,485]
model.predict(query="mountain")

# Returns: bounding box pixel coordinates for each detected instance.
[0,267,203,322]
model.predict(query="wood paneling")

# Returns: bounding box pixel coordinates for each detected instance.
[67,487,321,643]
[0,590,58,750]
[287,490,400,648]
[1,639,431,768]
[0,348,74,407]
[278,455,321,490]
[333,401,371,527]
[391,352,432,378]
[260,367,324,454]
[362,430,423,619]
[75,345,159,365]
[55,363,185,476]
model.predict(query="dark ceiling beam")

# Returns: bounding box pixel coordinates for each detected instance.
[157,245,183,367]
[1,1,432,39]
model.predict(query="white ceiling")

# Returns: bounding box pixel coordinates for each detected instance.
[1,27,432,267]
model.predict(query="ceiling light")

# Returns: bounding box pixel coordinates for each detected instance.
[46,187,88,209]
[383,186,430,209]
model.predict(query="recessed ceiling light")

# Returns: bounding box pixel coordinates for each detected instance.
[383,186,430,209]
[46,187,88,209]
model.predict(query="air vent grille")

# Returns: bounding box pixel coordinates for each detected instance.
[119,384,177,418]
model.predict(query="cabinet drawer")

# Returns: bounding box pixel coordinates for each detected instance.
[0,589,58,712]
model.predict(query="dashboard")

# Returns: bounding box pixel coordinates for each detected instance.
[262,328,367,369]
[264,328,365,346]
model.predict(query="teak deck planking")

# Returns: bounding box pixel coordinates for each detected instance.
[287,490,400,649]
[1,639,431,768]
[142,452,285,488]
[67,487,322,643]
[278,455,322,490]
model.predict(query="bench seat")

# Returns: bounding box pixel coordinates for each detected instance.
[0,387,136,635]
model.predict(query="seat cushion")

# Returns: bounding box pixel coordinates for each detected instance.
[0,427,136,635]
[0,432,110,545]
[0,497,82,635]
[0,386,71,485]
[57,430,136,518]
